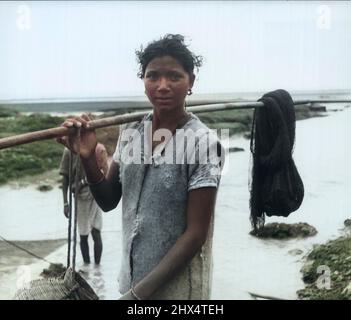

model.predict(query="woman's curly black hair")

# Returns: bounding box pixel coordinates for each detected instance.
[135,34,203,79]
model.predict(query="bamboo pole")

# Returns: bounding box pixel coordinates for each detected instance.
[0,99,350,150]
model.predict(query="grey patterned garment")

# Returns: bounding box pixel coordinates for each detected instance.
[112,112,225,299]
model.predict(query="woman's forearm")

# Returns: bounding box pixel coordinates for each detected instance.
[81,154,103,184]
[81,155,122,212]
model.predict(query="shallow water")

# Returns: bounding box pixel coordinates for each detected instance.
[1,106,350,299]
[212,106,351,299]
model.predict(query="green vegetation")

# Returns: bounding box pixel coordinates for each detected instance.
[0,113,64,136]
[297,236,351,300]
[0,106,19,118]
[0,139,65,185]
[0,112,65,185]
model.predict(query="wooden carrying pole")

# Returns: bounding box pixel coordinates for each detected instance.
[0,99,350,150]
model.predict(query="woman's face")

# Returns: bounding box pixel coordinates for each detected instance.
[143,55,195,113]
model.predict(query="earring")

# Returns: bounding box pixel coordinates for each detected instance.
[187,89,193,96]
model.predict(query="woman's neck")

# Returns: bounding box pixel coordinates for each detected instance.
[152,106,188,132]
[150,105,190,153]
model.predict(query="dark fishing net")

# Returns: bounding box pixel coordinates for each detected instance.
[249,89,304,231]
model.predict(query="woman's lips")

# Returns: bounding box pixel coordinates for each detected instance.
[156,98,173,103]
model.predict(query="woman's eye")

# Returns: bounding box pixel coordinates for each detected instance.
[170,74,181,81]
[146,73,157,80]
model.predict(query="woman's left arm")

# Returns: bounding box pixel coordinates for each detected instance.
[120,187,217,300]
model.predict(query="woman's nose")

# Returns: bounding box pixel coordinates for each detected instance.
[157,77,170,91]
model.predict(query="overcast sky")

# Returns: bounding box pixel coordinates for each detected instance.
[0,1,350,100]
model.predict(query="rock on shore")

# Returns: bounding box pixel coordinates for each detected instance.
[250,222,317,240]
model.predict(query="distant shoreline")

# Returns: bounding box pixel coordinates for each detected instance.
[1,88,351,103]
[1,90,351,113]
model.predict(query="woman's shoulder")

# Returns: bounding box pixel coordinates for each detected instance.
[184,113,209,131]
[183,114,224,159]
[184,113,219,141]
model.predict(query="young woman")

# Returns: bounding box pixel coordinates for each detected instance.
[57,34,224,300]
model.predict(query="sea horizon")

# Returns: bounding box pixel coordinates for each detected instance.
[1,88,351,103]
[1,89,351,113]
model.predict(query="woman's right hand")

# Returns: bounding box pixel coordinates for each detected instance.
[56,113,98,159]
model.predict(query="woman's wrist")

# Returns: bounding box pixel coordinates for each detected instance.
[86,170,105,186]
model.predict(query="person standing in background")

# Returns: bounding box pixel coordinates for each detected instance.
[59,142,108,267]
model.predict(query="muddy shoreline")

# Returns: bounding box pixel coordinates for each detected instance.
[0,239,67,299]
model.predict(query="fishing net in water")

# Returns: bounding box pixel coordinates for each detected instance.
[13,267,98,300]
